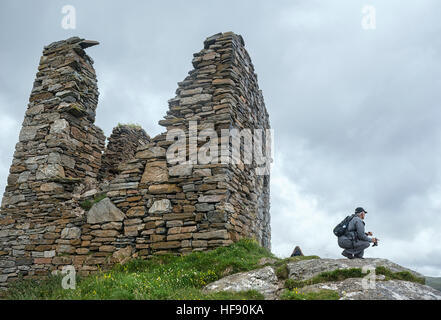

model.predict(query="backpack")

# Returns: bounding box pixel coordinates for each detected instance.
[333,214,356,237]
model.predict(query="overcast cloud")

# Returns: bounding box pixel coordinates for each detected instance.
[1,0,440,276]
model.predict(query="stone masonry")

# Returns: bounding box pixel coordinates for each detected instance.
[99,124,150,181]
[0,32,271,288]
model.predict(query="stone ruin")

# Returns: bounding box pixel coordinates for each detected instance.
[0,32,271,288]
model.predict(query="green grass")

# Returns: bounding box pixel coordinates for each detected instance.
[278,255,321,263]
[375,266,425,284]
[2,275,65,300]
[280,289,340,300]
[285,268,365,289]
[79,193,107,211]
[117,123,143,130]
[4,239,272,300]
[275,264,289,280]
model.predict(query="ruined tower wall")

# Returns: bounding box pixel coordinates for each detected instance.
[0,32,271,288]
[204,33,271,249]
[0,38,105,287]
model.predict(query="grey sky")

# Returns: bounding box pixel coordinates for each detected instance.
[1,0,440,276]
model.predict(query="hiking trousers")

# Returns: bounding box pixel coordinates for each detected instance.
[338,237,370,258]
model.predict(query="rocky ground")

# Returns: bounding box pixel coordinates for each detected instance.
[203,257,441,300]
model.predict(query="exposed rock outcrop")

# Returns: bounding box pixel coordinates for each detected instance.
[204,266,281,300]
[203,258,441,300]
[286,258,422,281]
[303,278,441,300]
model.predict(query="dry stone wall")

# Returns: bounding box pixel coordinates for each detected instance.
[99,125,150,181]
[0,32,271,288]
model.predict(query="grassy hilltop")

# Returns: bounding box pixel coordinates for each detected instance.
[4,239,276,300]
[2,239,433,300]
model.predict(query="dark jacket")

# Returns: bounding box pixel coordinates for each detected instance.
[342,216,372,242]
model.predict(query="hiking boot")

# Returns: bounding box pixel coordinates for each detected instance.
[341,251,354,259]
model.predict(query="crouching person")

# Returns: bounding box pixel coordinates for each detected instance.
[338,207,377,259]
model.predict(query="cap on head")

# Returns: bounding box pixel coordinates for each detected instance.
[355,207,367,214]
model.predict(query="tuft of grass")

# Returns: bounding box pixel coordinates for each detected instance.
[280,288,340,300]
[285,255,321,263]
[275,264,289,280]
[4,239,274,300]
[312,268,365,283]
[117,123,142,130]
[80,193,107,211]
[375,266,425,284]
[285,268,366,289]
